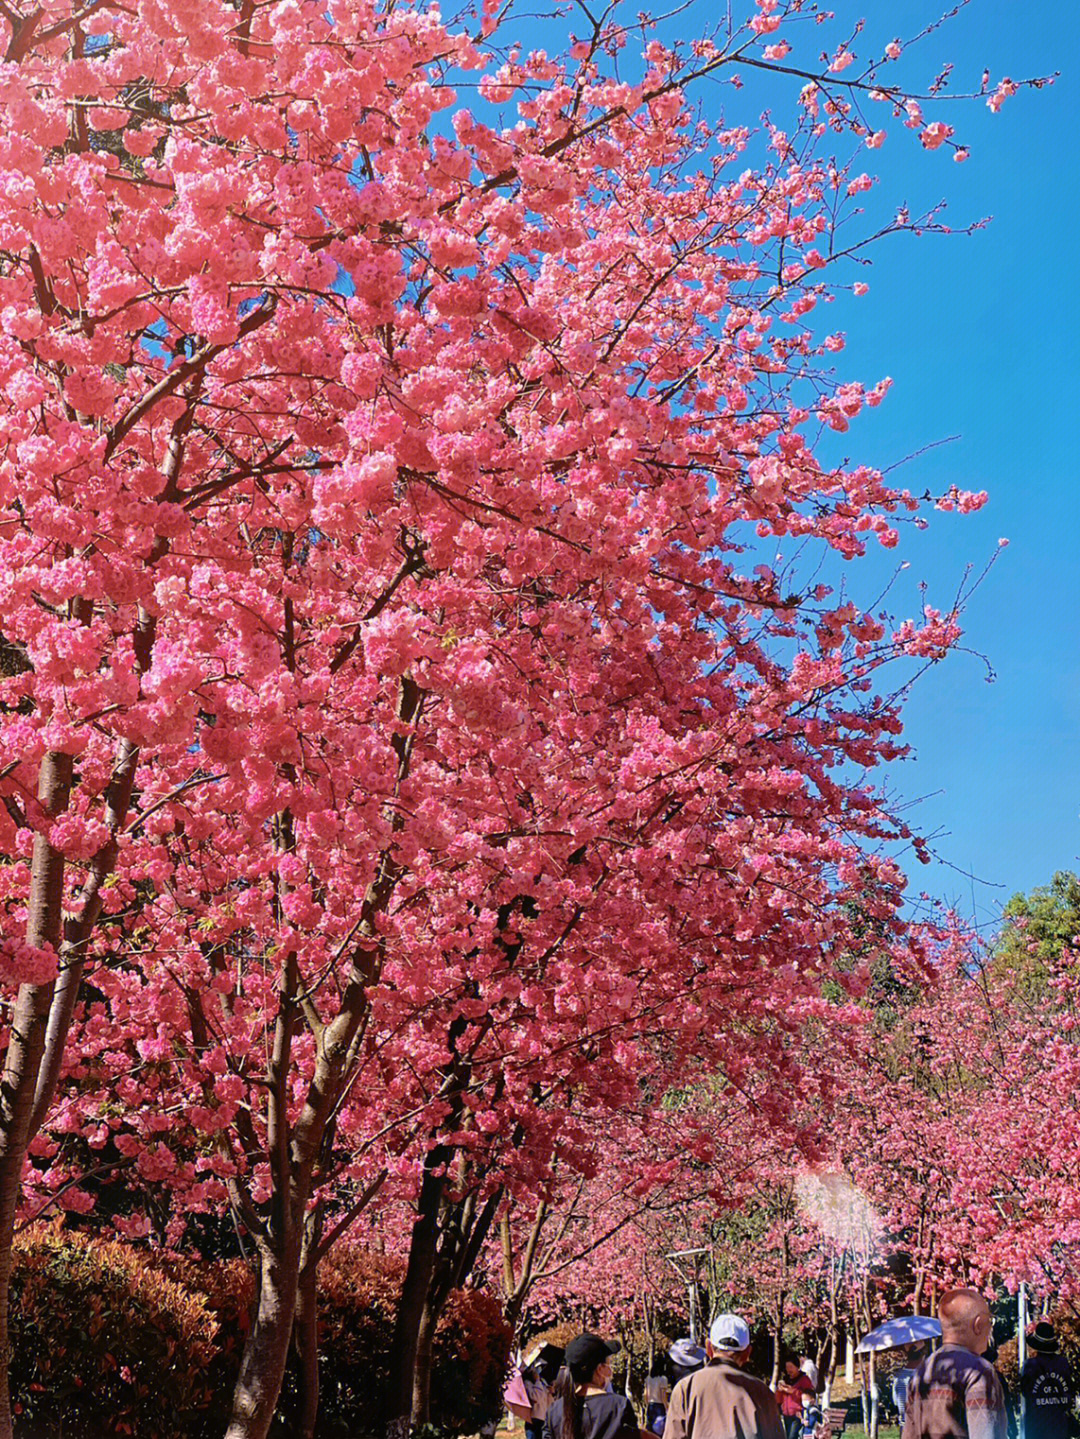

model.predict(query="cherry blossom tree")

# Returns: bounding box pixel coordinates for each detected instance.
[845,919,1080,1309]
[0,0,1050,1436]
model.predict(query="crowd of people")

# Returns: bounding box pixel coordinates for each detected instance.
[507,1289,1079,1439]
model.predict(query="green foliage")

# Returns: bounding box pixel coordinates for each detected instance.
[994,871,1080,999]
[10,1226,219,1439]
[9,1231,511,1439]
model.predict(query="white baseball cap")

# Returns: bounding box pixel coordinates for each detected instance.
[709,1314,751,1351]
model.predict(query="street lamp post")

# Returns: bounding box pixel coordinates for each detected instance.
[666,1249,710,1346]
[1018,1284,1028,1439]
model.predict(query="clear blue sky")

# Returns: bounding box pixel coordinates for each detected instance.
[767,0,1080,928]
[486,0,1077,928]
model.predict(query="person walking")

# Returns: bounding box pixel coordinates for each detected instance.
[670,1339,707,1387]
[902,1288,1008,1439]
[894,1344,931,1428]
[777,1358,816,1439]
[543,1334,640,1439]
[1019,1322,1077,1439]
[645,1360,672,1434]
[525,1364,555,1439]
[665,1314,785,1439]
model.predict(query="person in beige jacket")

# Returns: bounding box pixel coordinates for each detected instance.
[665,1315,785,1439]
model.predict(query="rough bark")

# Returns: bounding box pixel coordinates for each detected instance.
[411,1295,439,1428]
[771,1306,784,1389]
[294,1214,323,1439]
[225,1243,303,1439]
[386,1155,446,1435]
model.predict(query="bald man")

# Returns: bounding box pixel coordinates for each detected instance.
[901,1289,1008,1439]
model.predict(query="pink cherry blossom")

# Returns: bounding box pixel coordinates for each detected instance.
[920,121,954,150]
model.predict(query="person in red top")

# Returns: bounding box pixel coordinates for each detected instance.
[777,1359,815,1439]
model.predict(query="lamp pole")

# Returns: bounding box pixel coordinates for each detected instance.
[1018,1284,1028,1439]
[665,1248,710,1346]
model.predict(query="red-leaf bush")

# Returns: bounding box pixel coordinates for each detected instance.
[273,1247,512,1438]
[10,1226,219,1439]
[9,1232,509,1437]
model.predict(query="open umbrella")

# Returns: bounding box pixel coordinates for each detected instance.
[856,1317,942,1353]
[525,1344,565,1382]
[504,1369,533,1420]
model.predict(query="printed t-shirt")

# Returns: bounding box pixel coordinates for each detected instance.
[901,1344,1007,1439]
[1021,1353,1075,1439]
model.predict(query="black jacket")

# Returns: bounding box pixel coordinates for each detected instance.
[1020,1353,1077,1439]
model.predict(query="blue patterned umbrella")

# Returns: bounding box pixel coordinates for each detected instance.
[856,1316,942,1353]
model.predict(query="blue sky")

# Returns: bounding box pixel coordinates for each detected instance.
[509,0,1077,928]
[476,0,1076,928]
[762,0,1080,928]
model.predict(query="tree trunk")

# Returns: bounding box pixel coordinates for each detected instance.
[225,1244,303,1439]
[385,1156,446,1438]
[411,1294,439,1428]
[0,751,74,1439]
[408,1180,503,1432]
[771,1292,786,1388]
[294,1245,321,1439]
[0,983,53,1439]
[827,1290,840,1385]
[502,1198,549,1337]
[771,1316,781,1388]
[868,1351,879,1439]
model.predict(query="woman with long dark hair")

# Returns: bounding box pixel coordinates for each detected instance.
[542,1334,640,1439]
[645,1358,671,1434]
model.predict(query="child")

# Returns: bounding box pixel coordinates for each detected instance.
[801,1406,823,1439]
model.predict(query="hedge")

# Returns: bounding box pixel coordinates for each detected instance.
[10,1226,219,1439]
[8,1228,511,1439]
[272,1247,512,1438]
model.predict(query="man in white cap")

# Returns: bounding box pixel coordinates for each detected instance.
[665,1314,785,1439]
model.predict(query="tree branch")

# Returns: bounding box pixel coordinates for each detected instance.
[103,293,277,462]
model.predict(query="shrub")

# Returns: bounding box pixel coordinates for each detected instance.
[10,1225,219,1439]
[432,1284,515,1434]
[145,1254,255,1439]
[274,1246,513,1438]
[9,1231,511,1438]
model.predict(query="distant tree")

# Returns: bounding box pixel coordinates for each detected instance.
[992,871,1080,994]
